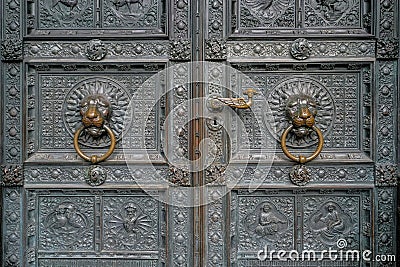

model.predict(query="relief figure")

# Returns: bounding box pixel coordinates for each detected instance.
[255,203,287,236]
[245,202,289,241]
[308,202,353,245]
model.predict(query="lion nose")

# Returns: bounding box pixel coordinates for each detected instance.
[299,107,312,119]
[86,105,100,119]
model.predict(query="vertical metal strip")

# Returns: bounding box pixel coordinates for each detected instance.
[190,0,206,266]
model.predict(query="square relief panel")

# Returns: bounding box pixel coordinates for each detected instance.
[228,63,372,162]
[26,189,166,266]
[25,63,165,162]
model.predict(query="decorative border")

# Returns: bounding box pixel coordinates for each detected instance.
[2,188,23,267]
[226,165,374,186]
[376,188,397,267]
[227,40,376,60]
[206,186,226,266]
[207,0,224,39]
[375,61,397,165]
[24,165,167,185]
[25,41,170,59]
[172,0,190,39]
[169,188,193,266]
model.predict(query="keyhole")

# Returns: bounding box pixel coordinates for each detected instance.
[213,118,218,126]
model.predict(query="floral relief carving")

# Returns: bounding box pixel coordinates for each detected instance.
[205,39,227,60]
[375,164,398,187]
[377,38,399,59]
[170,39,191,61]
[1,165,23,186]
[1,39,23,61]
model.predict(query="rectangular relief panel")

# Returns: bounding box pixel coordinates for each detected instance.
[229,0,372,37]
[26,189,166,267]
[227,62,372,163]
[25,63,166,162]
[27,0,167,37]
[230,189,372,266]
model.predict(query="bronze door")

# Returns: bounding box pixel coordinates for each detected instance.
[1,1,399,267]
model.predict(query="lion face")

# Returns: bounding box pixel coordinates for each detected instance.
[80,94,111,137]
[286,94,317,137]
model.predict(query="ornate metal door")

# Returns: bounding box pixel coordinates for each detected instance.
[0,1,399,267]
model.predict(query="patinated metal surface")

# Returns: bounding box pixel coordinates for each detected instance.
[1,1,399,267]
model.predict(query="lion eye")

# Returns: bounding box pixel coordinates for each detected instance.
[80,105,88,112]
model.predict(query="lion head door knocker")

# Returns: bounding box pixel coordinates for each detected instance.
[73,94,116,164]
[281,94,324,186]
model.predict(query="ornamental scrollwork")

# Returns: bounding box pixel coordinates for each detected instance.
[205,39,227,60]
[289,165,311,186]
[1,165,23,187]
[170,39,191,61]
[290,38,312,60]
[205,164,226,184]
[85,39,108,61]
[377,38,399,59]
[1,39,23,61]
[86,166,107,186]
[168,165,190,186]
[375,164,398,187]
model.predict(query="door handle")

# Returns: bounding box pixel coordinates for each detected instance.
[216,88,258,109]
[280,94,324,164]
[73,94,116,164]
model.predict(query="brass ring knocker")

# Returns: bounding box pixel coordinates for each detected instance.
[73,125,116,164]
[280,125,324,164]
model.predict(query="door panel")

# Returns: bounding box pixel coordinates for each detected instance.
[1,1,399,267]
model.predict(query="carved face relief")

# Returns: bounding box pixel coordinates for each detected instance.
[286,94,317,137]
[80,94,112,137]
[63,77,130,148]
[265,77,335,147]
